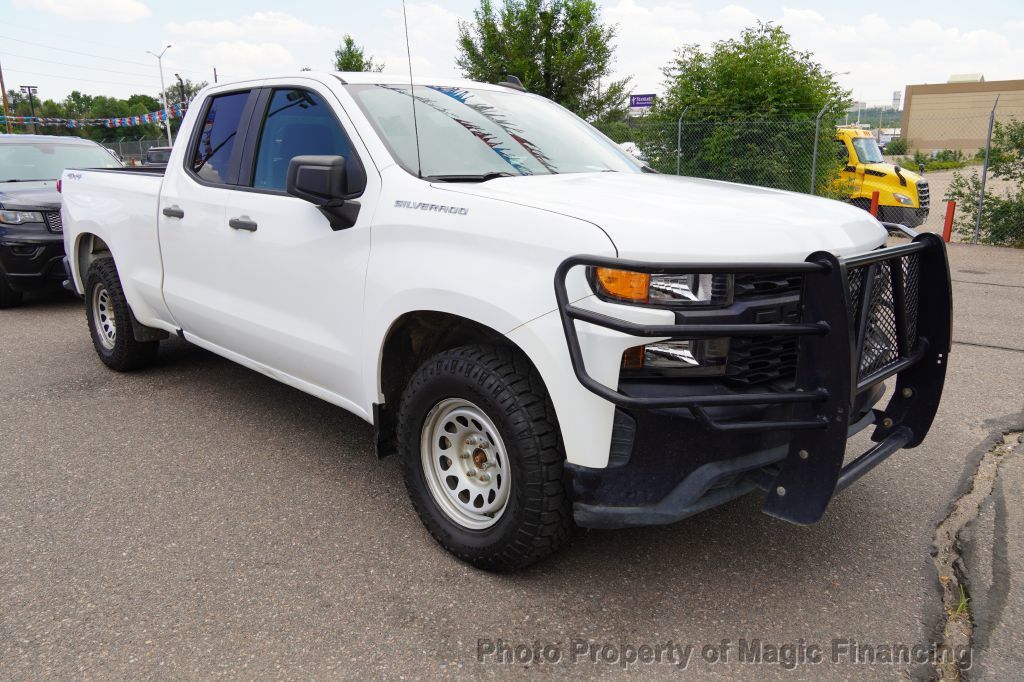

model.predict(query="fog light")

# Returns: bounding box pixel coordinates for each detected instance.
[621,338,729,378]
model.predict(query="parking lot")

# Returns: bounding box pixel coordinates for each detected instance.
[2,243,1022,678]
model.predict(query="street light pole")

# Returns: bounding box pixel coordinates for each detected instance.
[147,44,173,146]
[174,73,186,106]
[20,85,38,134]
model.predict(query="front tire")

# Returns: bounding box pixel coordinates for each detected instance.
[398,345,573,571]
[85,257,159,371]
[0,273,23,309]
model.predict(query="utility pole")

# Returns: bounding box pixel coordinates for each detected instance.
[174,73,186,105]
[146,44,173,146]
[20,85,38,135]
[0,57,12,133]
[974,95,1000,244]
[213,67,218,83]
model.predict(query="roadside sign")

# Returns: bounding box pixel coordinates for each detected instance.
[629,94,656,109]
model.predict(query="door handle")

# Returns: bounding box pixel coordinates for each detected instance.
[228,216,258,232]
[162,205,185,219]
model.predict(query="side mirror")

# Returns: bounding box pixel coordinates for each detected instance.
[286,155,359,230]
[855,163,866,178]
[286,155,348,206]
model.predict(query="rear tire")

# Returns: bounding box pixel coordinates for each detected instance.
[397,344,573,571]
[85,257,159,371]
[0,273,23,309]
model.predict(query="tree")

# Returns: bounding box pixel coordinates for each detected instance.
[456,0,631,121]
[634,22,850,192]
[660,22,848,120]
[160,78,207,106]
[945,118,1024,246]
[334,35,384,72]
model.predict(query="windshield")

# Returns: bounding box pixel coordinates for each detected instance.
[0,141,120,182]
[346,84,641,179]
[852,137,884,164]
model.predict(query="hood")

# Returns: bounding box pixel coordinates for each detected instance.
[865,162,924,186]
[437,173,887,262]
[0,185,62,211]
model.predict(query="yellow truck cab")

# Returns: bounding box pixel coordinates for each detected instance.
[836,127,930,227]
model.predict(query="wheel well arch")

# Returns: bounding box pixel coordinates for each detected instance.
[374,310,535,457]
[75,233,112,284]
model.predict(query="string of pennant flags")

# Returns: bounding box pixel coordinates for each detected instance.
[0,102,188,129]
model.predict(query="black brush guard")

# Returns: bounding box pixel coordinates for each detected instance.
[553,225,952,524]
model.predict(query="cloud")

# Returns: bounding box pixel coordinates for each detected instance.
[164,41,296,83]
[166,11,334,42]
[377,2,465,76]
[601,1,1024,103]
[12,0,151,23]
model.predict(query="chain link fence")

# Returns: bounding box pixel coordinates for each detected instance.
[596,104,1023,248]
[99,138,168,165]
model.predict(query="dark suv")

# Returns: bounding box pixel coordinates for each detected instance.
[0,134,121,307]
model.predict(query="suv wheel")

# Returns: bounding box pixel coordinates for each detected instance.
[0,273,23,309]
[398,344,573,571]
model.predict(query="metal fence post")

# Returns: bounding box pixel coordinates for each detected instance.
[675,106,688,176]
[974,94,1000,244]
[809,102,829,195]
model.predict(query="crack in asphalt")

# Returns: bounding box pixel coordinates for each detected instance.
[952,340,1024,354]
[951,279,1024,289]
[931,431,1022,681]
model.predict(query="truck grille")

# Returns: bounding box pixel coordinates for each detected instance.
[917,181,930,209]
[43,211,63,233]
[725,275,803,386]
[732,272,802,299]
[724,253,921,386]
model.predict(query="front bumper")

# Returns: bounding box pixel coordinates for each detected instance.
[0,232,67,292]
[878,205,928,228]
[554,224,951,527]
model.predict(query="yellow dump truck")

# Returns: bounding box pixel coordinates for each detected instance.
[836,127,929,227]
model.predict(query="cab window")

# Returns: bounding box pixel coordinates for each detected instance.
[251,89,356,192]
[189,91,250,184]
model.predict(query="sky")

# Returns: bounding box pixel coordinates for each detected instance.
[1,0,1022,108]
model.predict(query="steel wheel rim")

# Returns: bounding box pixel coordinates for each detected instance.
[420,398,512,530]
[91,284,116,350]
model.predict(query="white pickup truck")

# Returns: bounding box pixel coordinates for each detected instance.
[61,72,952,571]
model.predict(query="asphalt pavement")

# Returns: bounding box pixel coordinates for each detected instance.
[2,242,1022,679]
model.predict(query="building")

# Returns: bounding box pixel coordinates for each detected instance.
[900,76,1024,154]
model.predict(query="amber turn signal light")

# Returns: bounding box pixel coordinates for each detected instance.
[594,267,650,302]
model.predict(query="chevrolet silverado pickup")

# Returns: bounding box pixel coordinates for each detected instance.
[60,73,952,570]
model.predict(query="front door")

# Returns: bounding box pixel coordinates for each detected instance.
[186,82,379,413]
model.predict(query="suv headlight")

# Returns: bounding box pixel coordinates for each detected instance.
[0,210,45,225]
[591,267,732,306]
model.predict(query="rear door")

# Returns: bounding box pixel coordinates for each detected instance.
[189,80,379,413]
[159,86,261,334]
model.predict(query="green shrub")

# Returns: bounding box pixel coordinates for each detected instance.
[945,169,1024,247]
[885,137,907,155]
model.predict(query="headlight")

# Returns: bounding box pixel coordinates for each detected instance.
[892,193,914,206]
[0,210,45,225]
[591,268,732,307]
[622,338,730,378]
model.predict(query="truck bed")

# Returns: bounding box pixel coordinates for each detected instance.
[76,165,167,176]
